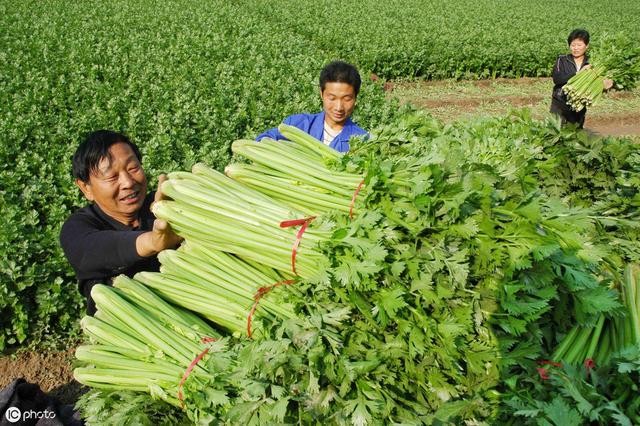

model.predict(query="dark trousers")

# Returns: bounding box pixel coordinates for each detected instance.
[550,99,586,128]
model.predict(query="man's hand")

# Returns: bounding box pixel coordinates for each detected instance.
[136,219,182,257]
[581,64,592,71]
[603,78,614,90]
[137,173,183,257]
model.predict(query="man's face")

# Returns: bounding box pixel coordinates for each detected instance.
[76,142,148,225]
[321,82,356,128]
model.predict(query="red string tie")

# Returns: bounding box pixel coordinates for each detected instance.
[536,367,550,380]
[247,279,296,338]
[584,358,595,375]
[537,360,562,368]
[178,336,217,406]
[535,359,562,380]
[280,216,316,275]
[349,179,365,219]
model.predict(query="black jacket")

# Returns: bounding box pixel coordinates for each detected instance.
[551,53,590,107]
[59,192,160,314]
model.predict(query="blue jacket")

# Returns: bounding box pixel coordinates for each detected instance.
[256,112,367,153]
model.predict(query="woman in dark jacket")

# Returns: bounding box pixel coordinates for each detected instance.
[550,29,613,128]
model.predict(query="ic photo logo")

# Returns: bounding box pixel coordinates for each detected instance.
[4,407,57,423]
[4,407,21,423]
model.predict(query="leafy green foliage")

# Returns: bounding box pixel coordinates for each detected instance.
[503,347,640,425]
[3,0,640,353]
[591,33,640,90]
[252,0,640,80]
[72,110,640,424]
[76,389,190,426]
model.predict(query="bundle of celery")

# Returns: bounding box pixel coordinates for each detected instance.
[226,124,416,216]
[552,264,640,366]
[74,276,224,409]
[152,163,333,280]
[226,138,361,216]
[75,251,301,419]
[563,32,640,112]
[562,67,606,112]
[135,242,298,336]
[75,112,640,425]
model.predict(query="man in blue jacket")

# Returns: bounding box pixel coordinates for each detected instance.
[256,61,367,153]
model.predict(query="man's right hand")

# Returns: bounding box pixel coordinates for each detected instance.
[137,173,183,257]
[136,219,182,257]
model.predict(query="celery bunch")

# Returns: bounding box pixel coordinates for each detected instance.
[153,162,332,280]
[563,32,640,112]
[552,264,640,366]
[562,67,605,112]
[74,277,223,408]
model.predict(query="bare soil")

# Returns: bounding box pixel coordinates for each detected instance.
[390,78,640,138]
[585,112,640,137]
[416,95,545,110]
[0,348,86,406]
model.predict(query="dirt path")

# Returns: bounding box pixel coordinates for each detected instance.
[586,112,640,137]
[389,77,640,138]
[0,348,85,405]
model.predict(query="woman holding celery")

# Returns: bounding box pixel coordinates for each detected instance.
[550,29,613,128]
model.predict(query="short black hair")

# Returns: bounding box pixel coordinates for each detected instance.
[72,130,142,183]
[319,61,362,95]
[568,29,590,45]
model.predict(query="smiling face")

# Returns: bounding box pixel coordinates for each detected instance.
[569,38,588,59]
[321,82,357,129]
[76,142,148,226]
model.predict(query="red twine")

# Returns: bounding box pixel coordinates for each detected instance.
[349,180,365,220]
[584,358,595,376]
[247,279,296,338]
[536,360,562,380]
[537,360,562,368]
[280,216,315,275]
[536,367,551,380]
[178,336,217,406]
[535,359,596,381]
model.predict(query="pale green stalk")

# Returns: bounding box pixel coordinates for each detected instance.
[92,285,206,371]
[181,243,286,286]
[228,172,352,214]
[585,315,606,360]
[231,141,354,197]
[278,123,342,161]
[158,250,296,319]
[76,346,185,376]
[113,275,219,338]
[81,316,149,353]
[191,162,286,213]
[246,138,361,184]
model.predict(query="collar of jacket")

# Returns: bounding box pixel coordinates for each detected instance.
[309,111,358,141]
[565,53,590,67]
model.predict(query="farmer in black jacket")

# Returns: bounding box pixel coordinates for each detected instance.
[550,28,613,128]
[60,130,181,314]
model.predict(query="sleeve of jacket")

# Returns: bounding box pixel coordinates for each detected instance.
[59,214,146,279]
[255,126,284,141]
[255,115,301,141]
[552,56,575,87]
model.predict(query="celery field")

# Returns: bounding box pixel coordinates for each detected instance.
[2,0,640,359]
[1,1,640,423]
